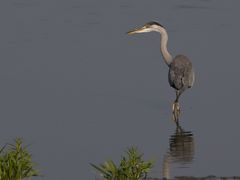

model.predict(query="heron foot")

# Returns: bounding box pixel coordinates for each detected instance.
[172,101,181,125]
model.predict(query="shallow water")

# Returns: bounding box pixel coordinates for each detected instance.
[0,0,240,179]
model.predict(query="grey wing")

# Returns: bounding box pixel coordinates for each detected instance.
[168,63,184,90]
[188,68,195,88]
[168,55,194,90]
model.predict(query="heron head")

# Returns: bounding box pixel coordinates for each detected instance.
[127,21,164,35]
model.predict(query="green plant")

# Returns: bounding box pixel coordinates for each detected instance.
[91,147,154,180]
[0,138,39,180]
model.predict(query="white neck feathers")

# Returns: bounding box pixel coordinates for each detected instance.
[155,26,173,66]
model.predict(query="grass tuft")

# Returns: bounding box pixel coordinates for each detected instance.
[91,147,154,180]
[0,138,39,180]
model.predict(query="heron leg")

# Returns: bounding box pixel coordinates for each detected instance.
[172,90,181,125]
[175,90,182,102]
[172,102,180,123]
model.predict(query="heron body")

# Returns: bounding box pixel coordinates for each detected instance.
[127,21,195,122]
[168,55,194,101]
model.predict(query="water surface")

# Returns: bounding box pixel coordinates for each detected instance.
[0,0,240,179]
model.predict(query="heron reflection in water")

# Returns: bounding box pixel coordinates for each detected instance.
[163,125,195,179]
[127,22,195,123]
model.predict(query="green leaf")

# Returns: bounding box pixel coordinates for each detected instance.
[90,163,111,177]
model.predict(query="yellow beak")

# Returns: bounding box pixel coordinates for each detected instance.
[127,26,145,35]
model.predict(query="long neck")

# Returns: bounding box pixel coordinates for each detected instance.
[156,27,173,66]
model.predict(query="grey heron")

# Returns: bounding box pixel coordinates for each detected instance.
[127,21,195,122]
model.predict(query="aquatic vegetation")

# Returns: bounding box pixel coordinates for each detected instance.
[91,147,154,180]
[0,138,39,180]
